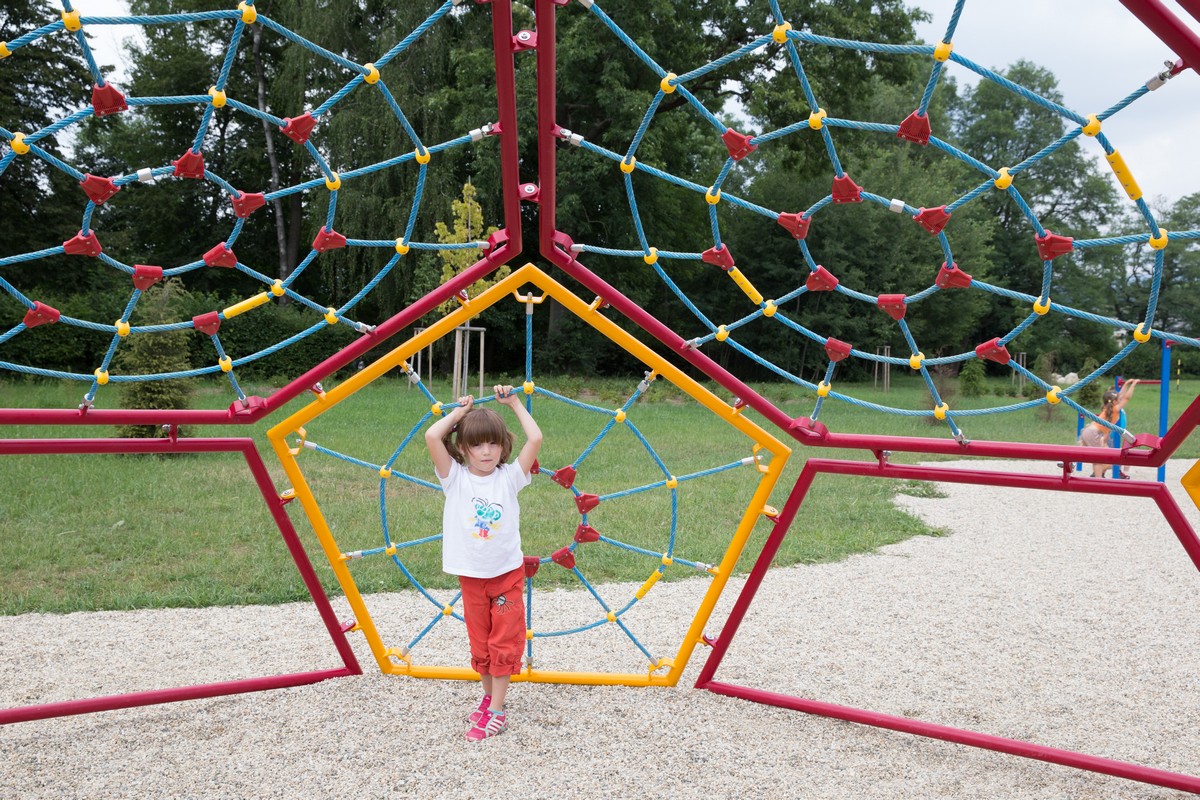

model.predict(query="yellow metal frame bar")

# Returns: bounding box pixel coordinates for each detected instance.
[267,264,790,687]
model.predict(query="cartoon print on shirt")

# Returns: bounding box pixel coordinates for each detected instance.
[471,497,503,540]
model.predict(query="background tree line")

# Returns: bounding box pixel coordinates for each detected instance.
[2,0,1196,387]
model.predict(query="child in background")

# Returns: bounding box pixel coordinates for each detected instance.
[1078,379,1138,477]
[425,384,542,741]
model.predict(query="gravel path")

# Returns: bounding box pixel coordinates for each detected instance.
[3,459,1200,799]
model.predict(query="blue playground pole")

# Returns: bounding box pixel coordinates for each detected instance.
[1159,341,1171,483]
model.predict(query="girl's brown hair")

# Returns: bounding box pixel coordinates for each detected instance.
[443,407,514,465]
[1099,388,1120,423]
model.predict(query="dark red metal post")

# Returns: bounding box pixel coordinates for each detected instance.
[1119,0,1200,71]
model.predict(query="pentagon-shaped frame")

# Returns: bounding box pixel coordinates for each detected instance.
[267,263,791,686]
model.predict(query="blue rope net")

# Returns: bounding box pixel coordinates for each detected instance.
[294,303,772,672]
[0,0,497,409]
[560,0,1200,444]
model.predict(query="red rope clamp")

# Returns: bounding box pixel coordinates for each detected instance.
[172,149,205,179]
[805,265,839,292]
[824,337,853,362]
[231,191,266,218]
[522,555,541,578]
[79,174,120,205]
[574,524,600,543]
[721,128,757,160]
[22,301,61,328]
[776,212,811,240]
[551,547,576,570]
[915,205,951,235]
[62,231,103,257]
[574,493,600,514]
[280,112,317,145]
[831,173,862,204]
[935,262,972,289]
[896,109,931,145]
[1035,230,1074,260]
[91,83,128,116]
[701,244,735,271]
[132,264,163,290]
[192,311,221,335]
[312,227,347,252]
[550,464,576,489]
[877,294,907,320]
[203,243,237,268]
[974,337,1011,365]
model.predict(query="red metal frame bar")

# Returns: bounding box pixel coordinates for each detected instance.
[1119,0,1200,72]
[0,0,523,428]
[0,436,362,724]
[694,458,1200,794]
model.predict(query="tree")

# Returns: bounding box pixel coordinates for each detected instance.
[116,279,195,437]
[434,182,505,315]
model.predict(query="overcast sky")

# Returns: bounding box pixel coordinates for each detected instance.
[80,0,1200,202]
[915,0,1200,204]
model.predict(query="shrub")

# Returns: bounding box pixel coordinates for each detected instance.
[958,358,988,397]
[117,280,195,438]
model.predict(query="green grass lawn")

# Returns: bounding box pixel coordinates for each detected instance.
[1,373,1197,615]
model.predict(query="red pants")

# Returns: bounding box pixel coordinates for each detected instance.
[459,566,525,676]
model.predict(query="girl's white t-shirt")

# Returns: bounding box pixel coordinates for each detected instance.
[437,459,531,579]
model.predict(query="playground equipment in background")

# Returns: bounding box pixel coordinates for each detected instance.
[267,263,789,686]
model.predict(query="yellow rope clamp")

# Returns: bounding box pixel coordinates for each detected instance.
[0,43,11,60]
[414,148,431,165]
[208,87,227,108]
[522,380,535,394]
[62,10,82,31]
[817,381,830,397]
[715,325,729,341]
[363,63,380,85]
[10,133,29,155]
[442,605,454,616]
[271,279,285,297]
[1149,228,1169,250]
[762,300,777,317]
[379,466,390,478]
[324,307,339,325]
[325,172,341,191]
[219,355,233,373]
[432,402,443,416]
[808,108,827,130]
[665,476,678,489]
[773,21,792,43]
[114,320,130,337]
[705,187,721,204]
[614,409,626,423]
[1105,150,1143,201]
[993,167,1013,190]
[606,611,617,623]
[728,268,764,305]
[660,72,677,94]
[394,239,409,255]
[238,2,257,24]
[1033,296,1051,315]
[525,629,534,640]
[94,368,109,385]
[934,402,949,420]
[223,292,270,318]
[643,247,658,265]
[909,352,924,370]
[661,554,673,566]
[1082,114,1101,137]
[385,544,397,556]
[619,156,636,174]
[933,40,953,62]
[1046,386,1062,405]
[1134,322,1152,343]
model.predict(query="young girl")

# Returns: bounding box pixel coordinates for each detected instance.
[1078,379,1138,477]
[425,384,542,741]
